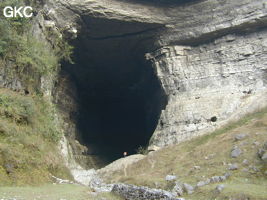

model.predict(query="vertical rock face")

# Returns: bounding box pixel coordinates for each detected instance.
[143,0,267,148]
[147,30,267,147]
[41,0,267,153]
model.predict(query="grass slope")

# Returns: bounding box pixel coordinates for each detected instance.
[0,92,266,199]
[104,108,267,200]
[0,184,123,200]
[0,88,71,185]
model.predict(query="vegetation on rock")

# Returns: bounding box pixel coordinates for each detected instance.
[0,89,72,185]
[0,0,73,92]
[0,0,74,185]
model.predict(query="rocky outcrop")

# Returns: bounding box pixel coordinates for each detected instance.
[46,0,267,46]
[147,30,267,147]
[112,183,180,200]
[158,0,267,45]
[258,141,267,162]
[0,60,23,91]
[98,154,145,179]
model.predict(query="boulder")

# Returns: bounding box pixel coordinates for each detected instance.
[234,133,248,141]
[228,163,238,170]
[196,180,207,187]
[258,148,265,157]
[249,165,259,172]
[172,181,184,196]
[196,173,229,188]
[215,184,225,192]
[224,172,231,178]
[165,175,177,182]
[219,176,227,181]
[261,152,267,162]
[257,142,267,162]
[182,183,194,194]
[193,166,201,170]
[242,159,249,165]
[210,176,221,183]
[231,147,242,158]
[253,141,260,146]
[4,163,14,174]
[112,183,179,200]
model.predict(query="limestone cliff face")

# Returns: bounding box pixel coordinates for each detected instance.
[145,0,267,148]
[147,31,267,147]
[40,0,267,150]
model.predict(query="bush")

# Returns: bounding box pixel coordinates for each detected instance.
[16,37,59,75]
[0,92,34,124]
[136,145,149,155]
[0,0,73,81]
[0,0,73,185]
[0,0,30,55]
[0,89,69,185]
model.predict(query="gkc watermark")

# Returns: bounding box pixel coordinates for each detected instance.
[2,6,33,18]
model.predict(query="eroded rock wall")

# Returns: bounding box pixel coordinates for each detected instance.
[158,0,267,45]
[147,30,267,148]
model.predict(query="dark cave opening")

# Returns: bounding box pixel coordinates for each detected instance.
[60,18,167,167]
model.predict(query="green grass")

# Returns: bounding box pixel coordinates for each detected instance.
[103,108,267,200]
[0,89,71,186]
[187,178,267,200]
[188,107,267,148]
[0,0,75,188]
[0,0,73,183]
[0,184,123,200]
[0,93,266,199]
[0,0,73,93]
[0,94,33,124]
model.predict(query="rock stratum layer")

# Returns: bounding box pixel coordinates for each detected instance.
[148,31,267,147]
[40,0,267,151]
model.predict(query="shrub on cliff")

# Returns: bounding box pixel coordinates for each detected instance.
[0,89,71,185]
[0,0,73,88]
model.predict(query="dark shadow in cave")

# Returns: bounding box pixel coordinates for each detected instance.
[61,18,167,167]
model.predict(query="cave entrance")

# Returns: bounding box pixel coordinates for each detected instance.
[61,18,167,168]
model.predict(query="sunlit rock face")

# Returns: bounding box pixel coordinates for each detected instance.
[147,31,267,147]
[40,0,267,163]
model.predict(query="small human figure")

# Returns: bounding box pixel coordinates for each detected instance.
[123,152,128,157]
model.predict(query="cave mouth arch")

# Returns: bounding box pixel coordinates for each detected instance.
[60,18,167,168]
